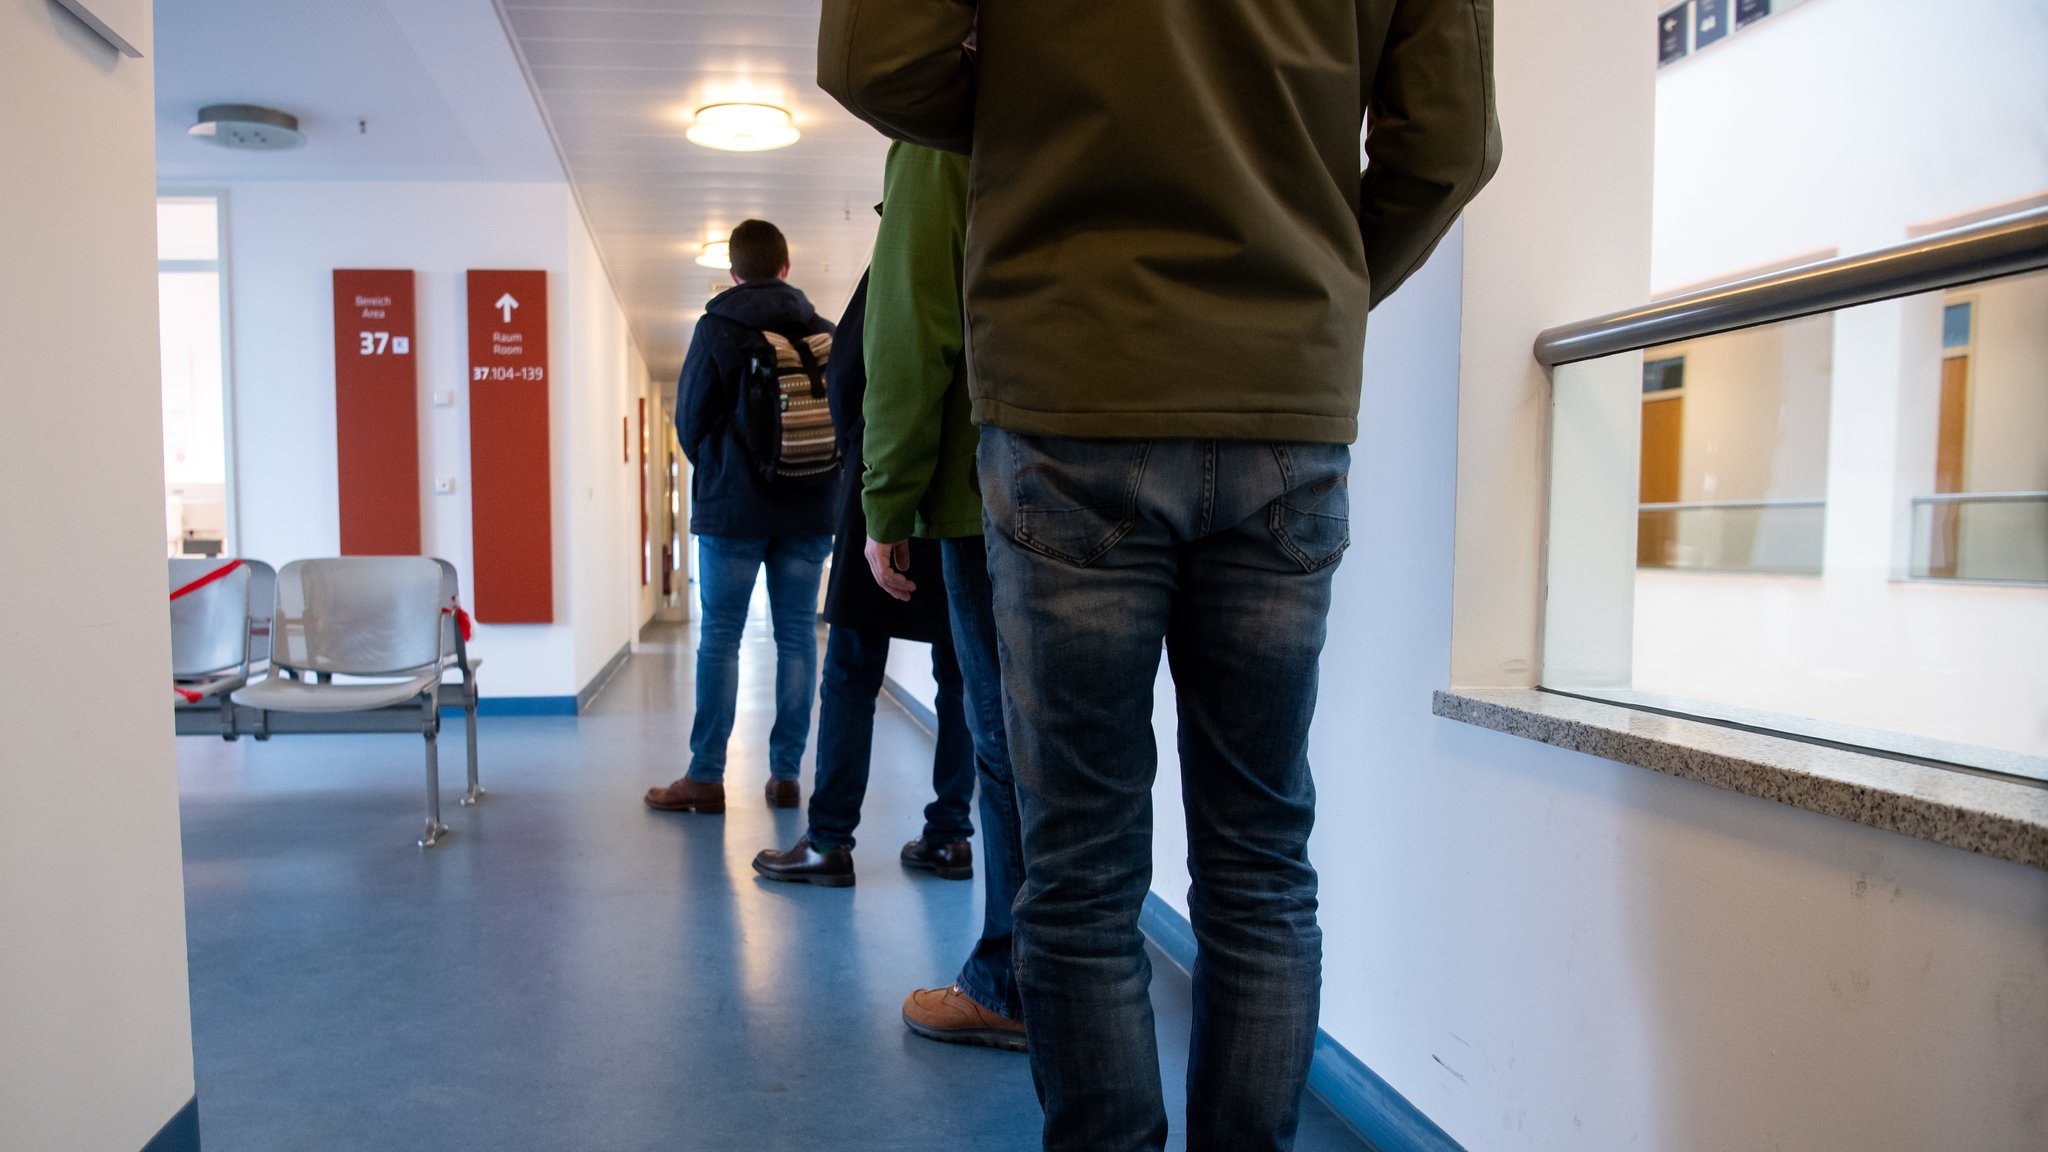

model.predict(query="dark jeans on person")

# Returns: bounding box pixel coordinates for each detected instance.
[686,533,833,784]
[942,536,1026,1022]
[805,624,975,852]
[979,428,1350,1152]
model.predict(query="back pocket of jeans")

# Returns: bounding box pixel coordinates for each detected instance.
[1269,449,1350,573]
[1009,436,1149,568]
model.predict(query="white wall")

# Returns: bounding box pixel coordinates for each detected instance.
[1653,0,2048,289]
[1156,2,2048,1149]
[207,179,646,698]
[563,199,646,687]
[1657,313,1834,502]
[0,3,199,1149]
[1960,270,2048,495]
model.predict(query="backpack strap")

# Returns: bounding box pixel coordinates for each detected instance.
[769,326,828,399]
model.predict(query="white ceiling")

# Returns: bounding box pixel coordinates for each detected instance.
[153,0,890,388]
[496,0,889,382]
[153,0,563,184]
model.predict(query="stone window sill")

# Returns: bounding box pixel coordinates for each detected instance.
[1432,688,2048,872]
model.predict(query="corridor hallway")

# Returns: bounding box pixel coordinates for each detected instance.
[174,610,1373,1151]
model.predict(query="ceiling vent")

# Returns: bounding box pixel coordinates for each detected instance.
[188,104,306,151]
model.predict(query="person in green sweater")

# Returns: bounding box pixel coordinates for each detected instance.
[859,141,1027,1052]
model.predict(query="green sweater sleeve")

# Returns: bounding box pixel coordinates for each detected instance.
[861,141,971,543]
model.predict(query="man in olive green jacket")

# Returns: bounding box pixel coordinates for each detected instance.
[860,140,1029,1053]
[822,3,1500,1148]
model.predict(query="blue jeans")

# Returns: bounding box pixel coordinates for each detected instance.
[804,624,976,852]
[687,533,833,784]
[943,537,1025,1022]
[980,429,1349,1152]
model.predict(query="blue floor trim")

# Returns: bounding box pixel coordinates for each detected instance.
[473,696,577,717]
[1139,893,1465,1152]
[141,1097,201,1152]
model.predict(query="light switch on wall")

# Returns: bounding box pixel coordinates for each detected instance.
[436,477,457,495]
[433,390,456,408]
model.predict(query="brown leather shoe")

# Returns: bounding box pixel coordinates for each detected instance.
[900,837,973,881]
[902,985,1026,1052]
[643,778,725,813]
[752,837,854,888]
[765,778,800,809]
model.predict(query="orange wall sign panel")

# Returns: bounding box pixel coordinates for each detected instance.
[466,270,554,623]
[333,270,422,556]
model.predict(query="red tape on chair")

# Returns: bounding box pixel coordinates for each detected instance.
[169,559,245,603]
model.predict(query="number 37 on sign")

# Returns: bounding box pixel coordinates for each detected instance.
[358,331,410,355]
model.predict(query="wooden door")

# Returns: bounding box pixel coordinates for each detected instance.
[1639,396,1684,567]
[1930,355,1970,576]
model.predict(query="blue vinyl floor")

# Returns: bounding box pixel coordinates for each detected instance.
[175,610,1371,1152]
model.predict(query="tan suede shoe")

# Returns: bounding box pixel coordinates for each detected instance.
[643,778,725,813]
[902,985,1027,1053]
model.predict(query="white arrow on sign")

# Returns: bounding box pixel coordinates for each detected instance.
[495,293,519,323]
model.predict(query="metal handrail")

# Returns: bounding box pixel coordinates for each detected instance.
[1534,206,2048,368]
[1638,498,1825,511]
[1910,491,2048,506]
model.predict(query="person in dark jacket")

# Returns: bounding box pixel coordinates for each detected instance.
[821,2,1502,1148]
[645,219,838,816]
[751,272,980,888]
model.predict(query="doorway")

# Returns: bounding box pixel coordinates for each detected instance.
[157,194,233,557]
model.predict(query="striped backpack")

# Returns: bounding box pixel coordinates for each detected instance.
[739,325,839,488]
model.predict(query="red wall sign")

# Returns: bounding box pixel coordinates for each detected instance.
[466,270,554,623]
[332,270,421,556]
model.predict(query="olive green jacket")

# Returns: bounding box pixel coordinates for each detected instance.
[820,0,1501,444]
[862,141,982,542]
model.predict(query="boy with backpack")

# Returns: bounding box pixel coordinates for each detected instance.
[645,219,839,815]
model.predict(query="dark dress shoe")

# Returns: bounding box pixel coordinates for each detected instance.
[644,778,724,813]
[765,778,800,809]
[900,837,973,881]
[753,837,854,888]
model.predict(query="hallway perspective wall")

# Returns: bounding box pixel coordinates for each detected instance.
[209,180,647,698]
[1,4,200,1150]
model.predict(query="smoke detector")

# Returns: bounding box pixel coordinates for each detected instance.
[188,104,306,151]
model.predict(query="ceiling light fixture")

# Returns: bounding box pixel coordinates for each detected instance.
[188,104,306,151]
[685,103,799,152]
[695,240,732,270]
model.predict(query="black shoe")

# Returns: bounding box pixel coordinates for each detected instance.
[900,837,973,881]
[753,837,854,888]
[765,778,800,809]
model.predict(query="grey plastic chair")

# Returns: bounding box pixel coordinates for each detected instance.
[232,557,476,846]
[170,558,254,703]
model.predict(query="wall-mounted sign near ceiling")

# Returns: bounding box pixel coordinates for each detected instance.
[54,0,146,57]
[1693,0,1730,50]
[1736,0,1772,28]
[332,270,421,556]
[1658,6,1690,67]
[466,270,554,623]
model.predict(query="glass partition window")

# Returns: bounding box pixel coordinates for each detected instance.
[158,195,230,558]
[1544,269,2048,779]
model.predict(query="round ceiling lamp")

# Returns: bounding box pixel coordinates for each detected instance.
[685,103,799,152]
[188,104,306,151]
[695,240,731,270]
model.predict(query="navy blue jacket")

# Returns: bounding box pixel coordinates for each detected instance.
[820,272,950,644]
[677,279,838,537]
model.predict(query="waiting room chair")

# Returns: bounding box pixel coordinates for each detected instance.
[230,557,481,847]
[170,558,274,735]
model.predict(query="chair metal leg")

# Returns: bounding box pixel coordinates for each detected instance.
[458,690,483,806]
[420,729,449,848]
